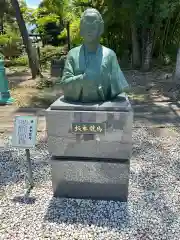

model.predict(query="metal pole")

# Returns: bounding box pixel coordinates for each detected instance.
[25,149,34,189]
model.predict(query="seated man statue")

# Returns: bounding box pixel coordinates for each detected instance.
[61,8,129,103]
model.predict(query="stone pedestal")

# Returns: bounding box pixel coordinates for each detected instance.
[51,57,66,78]
[46,93,133,201]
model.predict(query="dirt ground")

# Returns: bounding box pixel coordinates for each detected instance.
[6,68,62,108]
[125,66,180,103]
[6,66,180,109]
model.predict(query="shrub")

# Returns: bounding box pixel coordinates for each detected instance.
[13,55,29,66]
[40,45,64,64]
[0,33,22,59]
[5,55,28,67]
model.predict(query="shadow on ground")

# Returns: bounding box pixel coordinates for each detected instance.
[26,85,63,108]
[125,68,180,104]
[29,95,55,108]
[12,195,36,205]
[44,197,129,229]
[7,71,32,89]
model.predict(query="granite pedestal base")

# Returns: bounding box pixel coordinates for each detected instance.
[46,94,133,201]
[51,157,129,201]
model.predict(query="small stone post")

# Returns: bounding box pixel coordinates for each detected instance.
[0,54,14,104]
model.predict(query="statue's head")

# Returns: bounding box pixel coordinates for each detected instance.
[80,8,104,43]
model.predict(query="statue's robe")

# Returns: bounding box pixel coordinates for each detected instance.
[61,44,129,102]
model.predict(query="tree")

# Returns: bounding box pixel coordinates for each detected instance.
[0,0,6,33]
[3,0,180,73]
[0,0,14,33]
[31,0,75,47]
[174,48,180,82]
[10,0,39,78]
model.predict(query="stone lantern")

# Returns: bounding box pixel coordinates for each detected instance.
[0,54,14,104]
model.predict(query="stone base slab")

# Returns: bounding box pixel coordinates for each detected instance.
[51,157,130,201]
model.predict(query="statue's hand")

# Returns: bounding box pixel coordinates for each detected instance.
[83,69,97,81]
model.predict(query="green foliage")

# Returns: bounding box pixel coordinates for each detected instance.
[58,18,82,46]
[13,55,28,66]
[2,0,180,71]
[31,6,63,46]
[0,30,22,58]
[40,45,64,63]
[5,55,28,67]
[37,14,60,28]
[0,0,37,60]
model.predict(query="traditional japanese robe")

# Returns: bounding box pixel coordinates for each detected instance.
[61,44,129,102]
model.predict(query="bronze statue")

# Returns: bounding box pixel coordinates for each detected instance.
[61,8,129,103]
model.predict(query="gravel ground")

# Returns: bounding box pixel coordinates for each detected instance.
[0,128,180,240]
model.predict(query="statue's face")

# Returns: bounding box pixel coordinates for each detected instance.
[81,13,100,43]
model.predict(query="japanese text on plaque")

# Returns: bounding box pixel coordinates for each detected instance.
[12,116,37,148]
[72,123,105,134]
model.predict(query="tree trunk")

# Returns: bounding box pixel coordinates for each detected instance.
[66,22,71,51]
[174,48,180,82]
[10,0,39,79]
[141,28,153,71]
[131,22,141,69]
[0,16,4,34]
